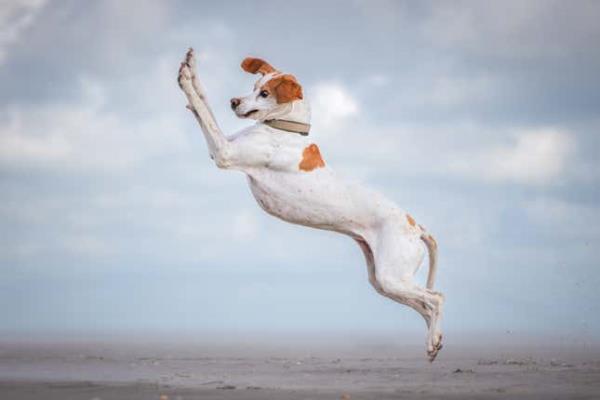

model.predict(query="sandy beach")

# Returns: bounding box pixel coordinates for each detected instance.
[1,337,599,399]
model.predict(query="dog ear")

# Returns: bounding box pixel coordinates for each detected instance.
[265,74,303,104]
[241,57,276,75]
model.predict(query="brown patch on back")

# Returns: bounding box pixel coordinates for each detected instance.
[241,57,276,75]
[299,144,325,171]
[262,74,303,104]
[406,214,416,227]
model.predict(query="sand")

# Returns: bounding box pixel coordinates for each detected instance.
[1,337,599,399]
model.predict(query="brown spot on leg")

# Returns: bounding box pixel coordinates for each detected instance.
[299,144,325,171]
[406,214,416,227]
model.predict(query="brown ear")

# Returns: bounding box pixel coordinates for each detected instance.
[264,74,303,104]
[241,57,276,75]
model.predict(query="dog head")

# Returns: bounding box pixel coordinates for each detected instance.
[230,57,304,121]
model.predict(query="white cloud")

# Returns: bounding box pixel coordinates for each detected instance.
[314,116,578,188]
[421,1,600,59]
[448,128,575,185]
[0,64,189,172]
[0,0,46,64]
[0,108,71,163]
[309,82,359,132]
[0,100,172,172]
[419,75,494,108]
[484,129,574,184]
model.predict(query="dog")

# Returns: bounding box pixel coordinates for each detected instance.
[177,49,444,361]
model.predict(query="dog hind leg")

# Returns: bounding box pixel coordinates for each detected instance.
[357,227,444,362]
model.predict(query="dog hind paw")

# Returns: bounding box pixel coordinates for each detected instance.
[427,334,443,362]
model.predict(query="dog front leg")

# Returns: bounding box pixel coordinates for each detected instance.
[177,48,233,168]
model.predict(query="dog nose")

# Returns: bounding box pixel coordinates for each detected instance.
[230,98,241,110]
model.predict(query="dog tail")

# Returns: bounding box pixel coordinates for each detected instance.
[420,232,438,289]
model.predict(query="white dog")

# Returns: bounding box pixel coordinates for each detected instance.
[177,49,444,361]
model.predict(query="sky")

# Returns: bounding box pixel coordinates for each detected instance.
[1,0,599,342]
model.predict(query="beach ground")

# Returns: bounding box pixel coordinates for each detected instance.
[1,337,598,399]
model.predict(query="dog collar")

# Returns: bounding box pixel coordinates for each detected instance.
[264,119,310,136]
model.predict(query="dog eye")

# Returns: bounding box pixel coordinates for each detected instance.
[259,90,269,98]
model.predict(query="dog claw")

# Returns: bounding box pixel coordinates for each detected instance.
[428,343,443,362]
[427,334,443,362]
[185,48,196,68]
[178,47,199,85]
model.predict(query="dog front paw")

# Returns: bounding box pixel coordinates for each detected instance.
[177,48,196,88]
[184,47,196,70]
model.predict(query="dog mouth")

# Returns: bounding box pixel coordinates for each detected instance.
[242,109,258,118]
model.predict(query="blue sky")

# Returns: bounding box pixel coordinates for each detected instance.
[1,0,599,340]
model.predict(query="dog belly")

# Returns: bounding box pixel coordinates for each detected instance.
[246,169,397,236]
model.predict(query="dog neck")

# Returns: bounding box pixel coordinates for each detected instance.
[259,99,311,135]
[263,119,310,135]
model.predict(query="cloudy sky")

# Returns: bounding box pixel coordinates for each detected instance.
[1,0,599,341]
